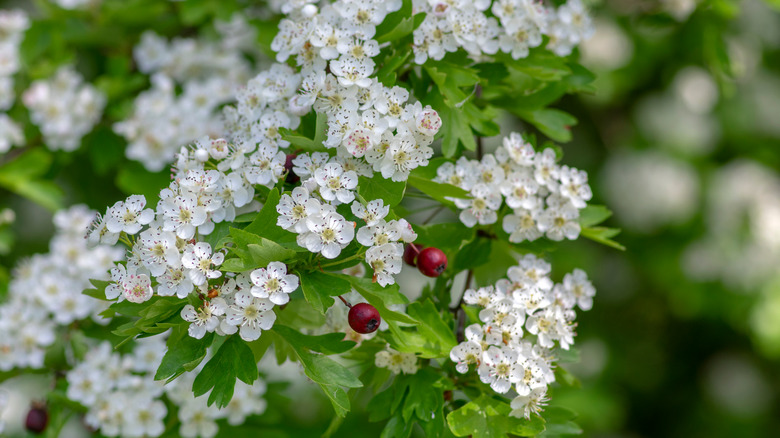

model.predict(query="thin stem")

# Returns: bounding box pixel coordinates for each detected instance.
[451,269,473,343]
[338,295,352,308]
[422,205,445,225]
[319,251,365,269]
[475,84,483,160]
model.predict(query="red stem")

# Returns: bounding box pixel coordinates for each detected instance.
[338,295,352,308]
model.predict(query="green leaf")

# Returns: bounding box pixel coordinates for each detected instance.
[319,383,351,417]
[447,395,546,438]
[192,335,259,408]
[578,205,613,228]
[500,49,571,82]
[83,279,111,301]
[243,189,302,249]
[452,238,492,272]
[273,325,363,416]
[415,222,475,255]
[358,175,407,207]
[272,324,356,355]
[580,227,626,251]
[245,241,297,269]
[405,300,457,358]
[406,175,469,208]
[514,108,577,143]
[540,406,582,436]
[0,148,64,211]
[155,325,214,382]
[300,270,352,314]
[279,127,316,151]
[375,0,414,43]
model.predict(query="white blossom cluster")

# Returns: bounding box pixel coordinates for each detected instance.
[0,206,123,371]
[435,132,592,242]
[115,25,256,171]
[684,161,780,291]
[52,0,100,10]
[0,10,29,153]
[22,66,106,151]
[375,347,419,375]
[411,0,594,64]
[84,157,301,342]
[449,254,595,419]
[66,338,267,438]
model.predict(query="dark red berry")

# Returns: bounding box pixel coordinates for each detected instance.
[403,243,424,267]
[26,404,48,434]
[284,153,299,183]
[348,303,381,334]
[417,247,447,277]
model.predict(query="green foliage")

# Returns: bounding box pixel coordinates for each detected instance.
[272,325,361,416]
[0,148,64,210]
[193,335,259,408]
[447,395,546,438]
[299,270,352,314]
[369,369,448,437]
[156,325,214,383]
[358,176,407,207]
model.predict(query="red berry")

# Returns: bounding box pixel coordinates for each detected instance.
[348,303,381,334]
[26,404,48,434]
[284,153,299,183]
[417,247,447,277]
[403,243,424,266]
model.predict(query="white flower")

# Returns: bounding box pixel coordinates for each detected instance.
[330,56,374,88]
[509,386,549,420]
[503,208,543,243]
[561,268,596,311]
[106,263,127,300]
[515,357,549,397]
[450,324,485,373]
[245,143,286,187]
[250,262,299,305]
[181,242,224,286]
[225,291,276,341]
[277,187,322,233]
[106,195,154,234]
[121,273,153,303]
[351,199,389,226]
[558,165,592,209]
[181,299,227,339]
[500,132,536,166]
[375,347,418,374]
[301,211,355,259]
[500,170,540,210]
[157,266,194,298]
[314,162,359,204]
[537,202,581,241]
[395,218,418,242]
[356,220,400,247]
[533,148,560,189]
[136,229,180,276]
[456,184,502,227]
[380,135,427,181]
[160,194,208,239]
[343,126,378,157]
[124,399,167,437]
[478,346,522,393]
[365,243,403,286]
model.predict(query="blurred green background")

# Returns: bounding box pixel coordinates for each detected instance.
[2,0,780,437]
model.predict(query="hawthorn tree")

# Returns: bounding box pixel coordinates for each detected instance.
[0,0,623,437]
